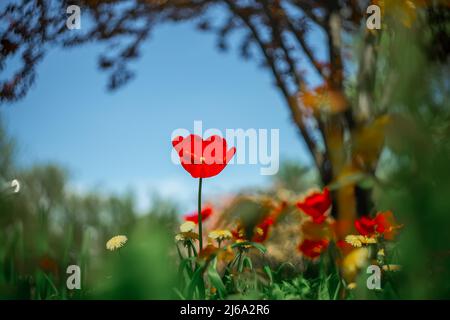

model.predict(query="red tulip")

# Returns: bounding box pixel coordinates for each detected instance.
[172,134,236,178]
[354,216,377,236]
[298,239,329,259]
[355,211,401,239]
[296,188,332,224]
[184,206,213,224]
[252,216,275,243]
[231,224,246,241]
[336,239,354,255]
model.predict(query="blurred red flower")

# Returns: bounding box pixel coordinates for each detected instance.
[172,134,236,178]
[252,216,275,243]
[298,239,329,259]
[355,211,401,239]
[336,239,354,254]
[184,206,213,224]
[39,255,59,276]
[231,224,246,241]
[296,188,332,224]
[354,216,377,236]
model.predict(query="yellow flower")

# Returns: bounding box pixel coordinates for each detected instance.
[345,235,377,248]
[175,231,199,242]
[235,239,252,249]
[377,248,385,256]
[347,282,357,290]
[255,227,264,236]
[208,229,232,242]
[175,233,184,242]
[382,264,402,272]
[342,248,369,282]
[106,235,128,251]
[180,221,196,233]
[175,221,199,243]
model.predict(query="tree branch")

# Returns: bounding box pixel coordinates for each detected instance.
[283,15,327,79]
[223,0,322,172]
[259,0,302,86]
[288,0,327,29]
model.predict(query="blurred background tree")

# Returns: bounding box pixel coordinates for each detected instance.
[0,117,180,298]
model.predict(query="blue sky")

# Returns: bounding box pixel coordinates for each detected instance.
[1,20,321,212]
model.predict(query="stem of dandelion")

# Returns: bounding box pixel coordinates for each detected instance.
[176,243,184,260]
[236,251,243,272]
[198,177,203,252]
[188,243,194,271]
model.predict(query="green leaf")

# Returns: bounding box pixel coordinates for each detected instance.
[178,257,195,278]
[332,278,341,300]
[249,242,267,253]
[275,262,295,278]
[173,287,186,300]
[318,275,331,300]
[263,265,273,285]
[231,241,267,253]
[207,258,227,299]
[243,256,253,270]
[42,272,59,298]
[185,266,205,299]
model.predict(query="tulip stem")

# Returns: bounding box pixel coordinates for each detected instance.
[198,177,203,252]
